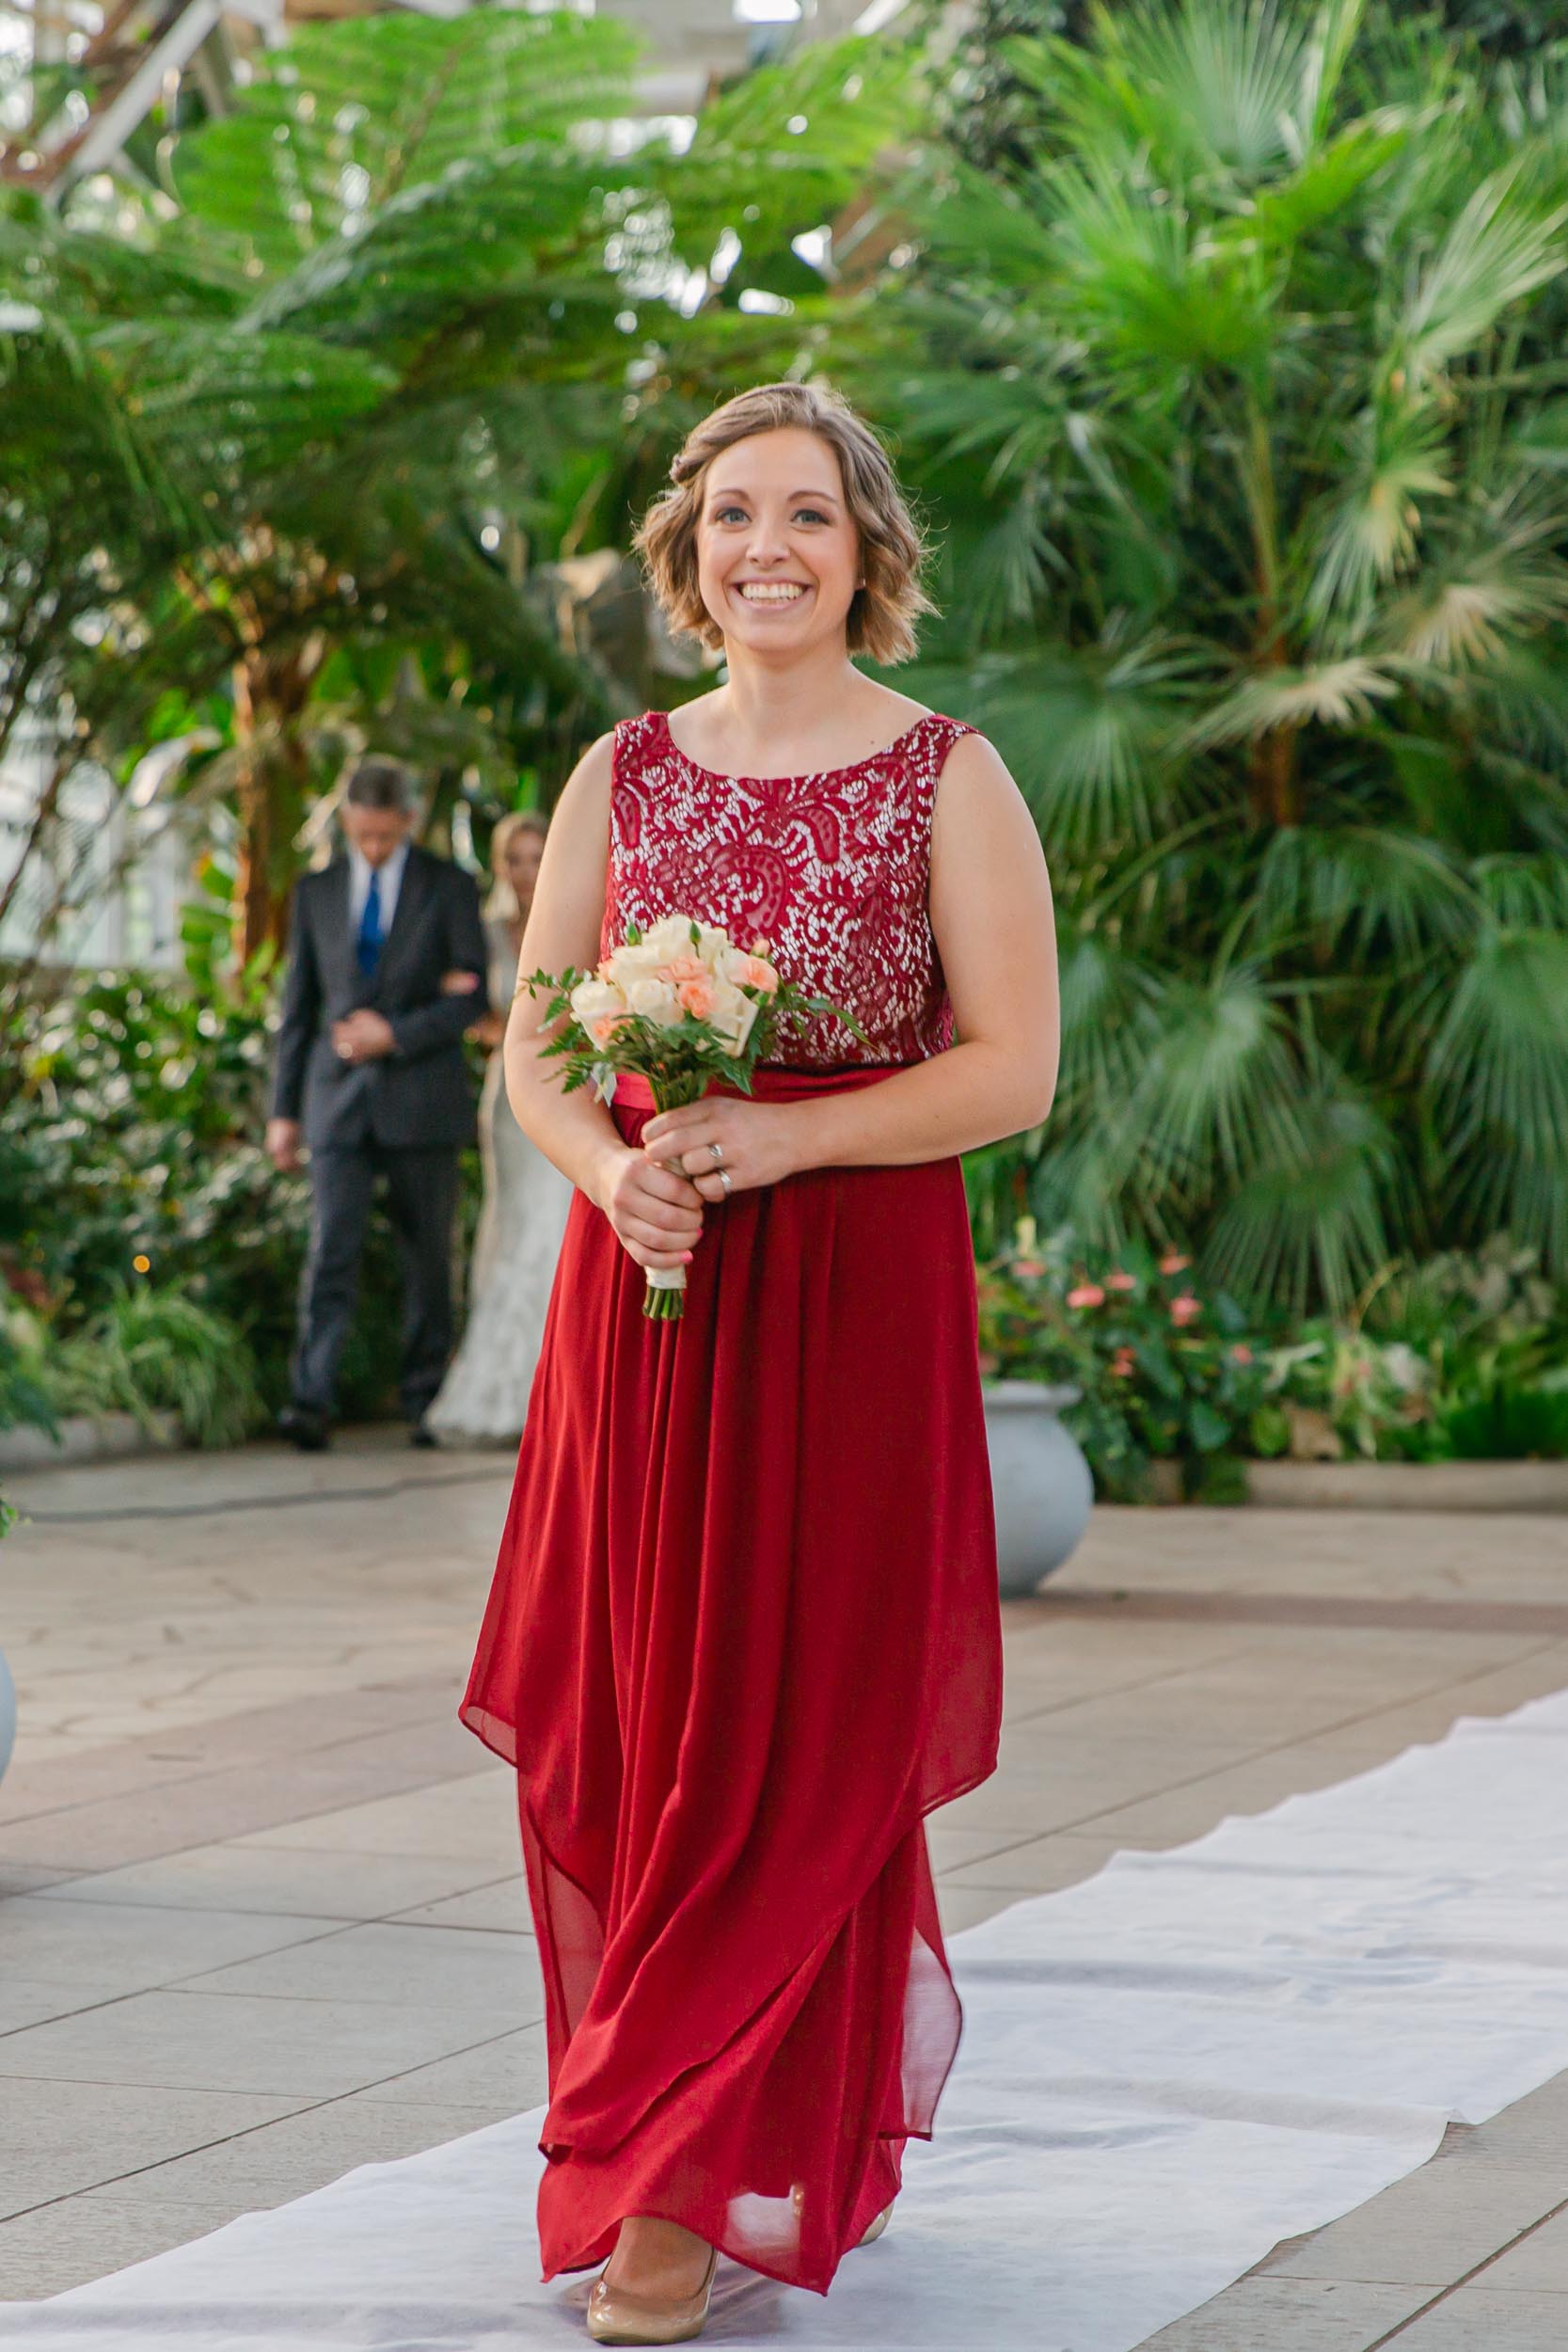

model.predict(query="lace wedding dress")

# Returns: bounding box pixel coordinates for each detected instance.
[427,921,576,1445]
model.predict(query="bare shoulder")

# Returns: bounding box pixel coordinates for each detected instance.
[540,730,615,848]
[932,727,1035,836]
[558,728,616,806]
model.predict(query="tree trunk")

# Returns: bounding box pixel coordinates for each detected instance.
[230,644,320,968]
[1247,723,1301,828]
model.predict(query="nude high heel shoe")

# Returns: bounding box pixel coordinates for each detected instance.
[858,2203,894,2247]
[585,2246,718,2345]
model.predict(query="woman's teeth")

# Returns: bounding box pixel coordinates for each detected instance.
[737,582,807,603]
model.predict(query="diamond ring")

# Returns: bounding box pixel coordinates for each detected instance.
[708,1141,725,1166]
[718,1168,733,1197]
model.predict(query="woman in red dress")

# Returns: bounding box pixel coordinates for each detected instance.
[461,382,1058,2344]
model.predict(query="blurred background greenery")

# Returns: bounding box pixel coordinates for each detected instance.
[4,0,1568,1487]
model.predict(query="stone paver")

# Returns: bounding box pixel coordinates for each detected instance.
[2,1435,1567,2339]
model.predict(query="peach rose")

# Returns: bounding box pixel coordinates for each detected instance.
[720,945,780,994]
[676,976,716,1018]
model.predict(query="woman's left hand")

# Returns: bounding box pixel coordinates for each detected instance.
[641,1096,799,1202]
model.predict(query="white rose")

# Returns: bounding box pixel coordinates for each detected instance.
[692,920,735,971]
[605,940,667,989]
[569,977,628,1031]
[641,913,704,962]
[625,974,684,1026]
[706,976,759,1057]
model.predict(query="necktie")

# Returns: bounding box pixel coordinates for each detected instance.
[356,866,384,979]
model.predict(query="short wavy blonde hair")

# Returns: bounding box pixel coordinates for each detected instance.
[634,382,934,668]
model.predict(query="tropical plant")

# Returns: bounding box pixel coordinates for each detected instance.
[863,0,1568,1309]
[1,15,915,967]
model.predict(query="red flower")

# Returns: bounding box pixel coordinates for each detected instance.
[1160,1252,1191,1275]
[1170,1294,1201,1327]
[1105,1270,1136,1292]
[1067,1283,1106,1310]
[1013,1259,1046,1279]
[1109,1346,1136,1378]
[1230,1343,1254,1365]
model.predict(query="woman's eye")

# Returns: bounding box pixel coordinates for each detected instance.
[793,507,830,525]
[712,505,748,524]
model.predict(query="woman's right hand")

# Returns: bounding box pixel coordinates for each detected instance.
[594,1145,704,1272]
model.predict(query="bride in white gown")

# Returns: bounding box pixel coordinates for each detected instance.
[427,813,575,1445]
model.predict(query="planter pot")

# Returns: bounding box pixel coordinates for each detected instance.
[0,1410,182,1473]
[983,1380,1095,1597]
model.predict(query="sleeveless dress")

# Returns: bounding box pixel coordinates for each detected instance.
[460,708,1002,2296]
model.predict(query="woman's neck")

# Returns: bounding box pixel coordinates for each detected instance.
[696,641,905,773]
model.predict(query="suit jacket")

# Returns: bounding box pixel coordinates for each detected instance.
[270,846,490,1151]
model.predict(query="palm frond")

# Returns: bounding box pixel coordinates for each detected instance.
[169,9,641,277]
[1251,823,1475,961]
[1302,399,1452,631]
[1205,1075,1395,1313]
[1390,162,1568,389]
[1181,657,1401,749]
[920,630,1209,851]
[1426,924,1568,1271]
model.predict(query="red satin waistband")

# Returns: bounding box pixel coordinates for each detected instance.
[612,1064,905,1111]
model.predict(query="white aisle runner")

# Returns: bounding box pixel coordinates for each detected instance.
[11,1690,1568,2352]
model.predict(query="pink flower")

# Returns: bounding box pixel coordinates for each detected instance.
[1230,1343,1254,1365]
[676,977,715,1019]
[1067,1283,1106,1310]
[749,935,773,958]
[1160,1252,1191,1275]
[1109,1346,1135,1378]
[590,1012,628,1044]
[1106,1269,1136,1292]
[1013,1258,1045,1279]
[736,954,780,994]
[665,953,707,983]
[1170,1295,1201,1327]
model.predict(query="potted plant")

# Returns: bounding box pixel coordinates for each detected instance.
[977,1223,1269,1565]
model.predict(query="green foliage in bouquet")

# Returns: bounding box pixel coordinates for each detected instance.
[978,1220,1268,1501]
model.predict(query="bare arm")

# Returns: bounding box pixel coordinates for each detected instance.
[502,736,705,1274]
[641,733,1058,1192]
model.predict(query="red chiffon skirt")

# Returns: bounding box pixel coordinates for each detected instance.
[460,1065,1001,2296]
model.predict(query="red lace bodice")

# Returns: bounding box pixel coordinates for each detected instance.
[601,708,974,1068]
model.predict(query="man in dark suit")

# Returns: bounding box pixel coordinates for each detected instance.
[265,756,489,1450]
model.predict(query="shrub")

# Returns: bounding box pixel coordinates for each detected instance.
[978,1221,1267,1501]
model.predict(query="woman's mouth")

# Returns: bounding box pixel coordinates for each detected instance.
[733,581,812,605]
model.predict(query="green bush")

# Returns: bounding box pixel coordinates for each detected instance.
[13,1288,261,1449]
[978,1221,1267,1501]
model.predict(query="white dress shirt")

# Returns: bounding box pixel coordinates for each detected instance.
[348,840,409,934]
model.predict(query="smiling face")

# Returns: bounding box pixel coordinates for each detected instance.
[693,426,861,660]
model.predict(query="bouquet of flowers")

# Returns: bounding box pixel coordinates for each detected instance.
[523,913,862,1319]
